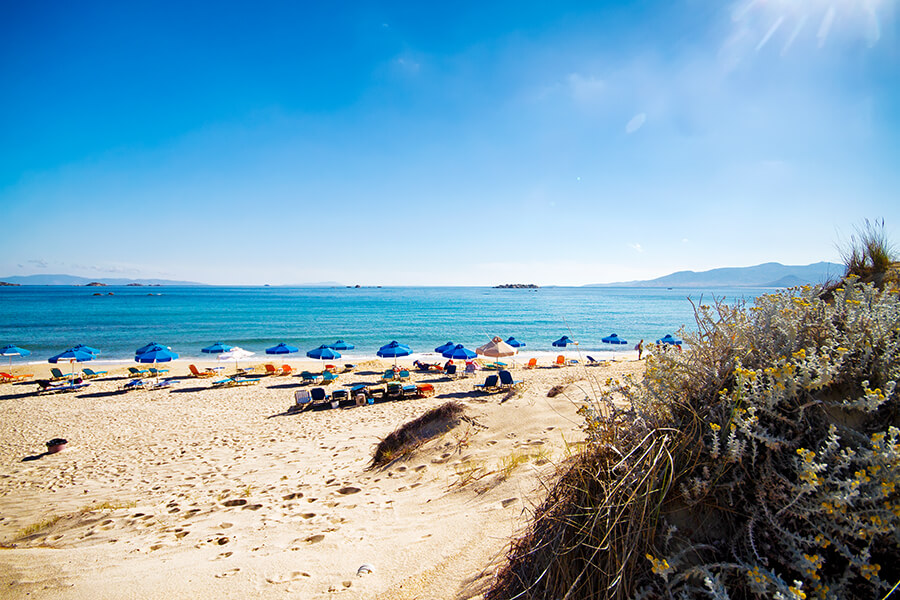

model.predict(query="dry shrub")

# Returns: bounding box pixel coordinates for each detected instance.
[371,401,465,467]
[548,385,566,398]
[489,278,900,599]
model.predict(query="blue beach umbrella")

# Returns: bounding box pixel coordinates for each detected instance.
[552,336,577,348]
[202,342,234,354]
[266,343,299,355]
[602,333,628,345]
[136,344,179,382]
[136,341,164,355]
[656,334,683,345]
[505,337,525,348]
[377,341,412,366]
[0,344,31,368]
[135,344,179,363]
[307,345,341,360]
[434,341,455,354]
[72,343,100,356]
[328,340,355,351]
[442,344,477,360]
[49,347,96,379]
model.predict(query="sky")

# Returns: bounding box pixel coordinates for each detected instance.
[1,0,898,286]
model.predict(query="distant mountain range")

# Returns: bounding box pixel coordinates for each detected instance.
[586,262,844,288]
[0,274,205,286]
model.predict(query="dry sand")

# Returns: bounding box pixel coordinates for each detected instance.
[0,358,642,599]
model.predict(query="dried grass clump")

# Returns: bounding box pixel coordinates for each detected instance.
[371,401,465,467]
[840,218,895,280]
[489,278,900,599]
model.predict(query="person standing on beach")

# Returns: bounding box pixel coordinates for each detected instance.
[636,339,644,360]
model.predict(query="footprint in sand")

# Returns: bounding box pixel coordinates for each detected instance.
[337,486,360,495]
[305,534,325,543]
[215,568,240,578]
[241,504,263,511]
[414,465,427,472]
[222,499,247,507]
[265,571,309,584]
[282,492,303,500]
[501,498,518,508]
[300,513,316,519]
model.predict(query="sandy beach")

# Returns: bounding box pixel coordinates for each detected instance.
[0,357,641,599]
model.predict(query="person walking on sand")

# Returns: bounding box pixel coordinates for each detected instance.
[636,339,644,360]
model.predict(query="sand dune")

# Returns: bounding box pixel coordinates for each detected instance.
[0,358,641,599]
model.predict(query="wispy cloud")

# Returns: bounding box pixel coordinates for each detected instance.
[28,258,48,268]
[566,73,605,105]
[629,243,644,253]
[625,113,647,134]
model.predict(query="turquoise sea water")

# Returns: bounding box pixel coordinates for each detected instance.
[0,286,775,362]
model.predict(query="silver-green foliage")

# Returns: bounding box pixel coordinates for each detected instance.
[586,278,899,599]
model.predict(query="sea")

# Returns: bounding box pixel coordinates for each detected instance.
[0,286,777,364]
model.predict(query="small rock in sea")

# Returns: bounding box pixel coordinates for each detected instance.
[357,564,373,576]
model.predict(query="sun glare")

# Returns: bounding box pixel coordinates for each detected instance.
[732,0,892,52]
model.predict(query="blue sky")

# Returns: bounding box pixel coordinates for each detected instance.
[2,1,898,285]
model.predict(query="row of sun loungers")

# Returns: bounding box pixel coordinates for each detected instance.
[36,380,91,395]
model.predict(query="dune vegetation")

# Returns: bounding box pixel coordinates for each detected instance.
[488,236,899,599]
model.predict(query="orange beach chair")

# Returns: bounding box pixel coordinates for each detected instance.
[524,358,537,369]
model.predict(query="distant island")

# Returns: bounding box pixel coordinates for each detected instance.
[0,281,20,287]
[494,283,539,289]
[586,262,843,288]
[0,274,204,286]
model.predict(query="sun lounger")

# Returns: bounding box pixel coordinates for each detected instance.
[1,371,32,383]
[444,364,458,378]
[524,358,538,369]
[397,370,410,381]
[309,387,330,406]
[189,364,217,378]
[294,389,312,407]
[498,370,523,389]
[331,389,350,406]
[37,380,90,395]
[124,378,146,391]
[264,364,282,376]
[280,364,294,376]
[300,371,322,384]
[81,368,107,379]
[463,362,478,377]
[322,371,338,385]
[343,363,356,372]
[474,374,501,393]
[211,377,260,388]
[148,367,170,377]
[128,367,151,378]
[49,368,69,381]
[416,383,435,397]
[553,355,566,367]
[379,369,396,383]
[586,356,608,366]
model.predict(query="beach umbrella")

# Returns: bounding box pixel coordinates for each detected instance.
[135,341,166,355]
[505,337,525,348]
[307,345,341,360]
[442,344,477,361]
[217,347,254,372]
[0,344,31,369]
[266,343,299,355]
[377,340,412,366]
[202,342,234,354]
[328,340,355,351]
[656,334,683,345]
[602,333,628,345]
[434,341,455,354]
[71,343,100,356]
[135,344,179,363]
[135,344,179,383]
[552,336,577,348]
[477,337,517,366]
[49,347,95,379]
